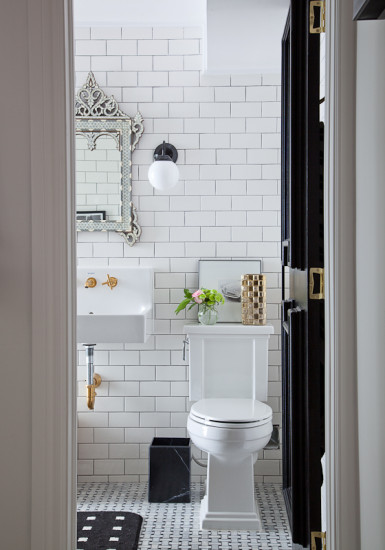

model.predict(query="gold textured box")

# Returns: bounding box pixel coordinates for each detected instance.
[241,274,267,325]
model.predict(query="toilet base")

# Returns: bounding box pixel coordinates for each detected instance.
[200,495,261,530]
[199,452,261,531]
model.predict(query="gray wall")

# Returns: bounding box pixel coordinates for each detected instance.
[356,19,385,550]
[0,1,32,547]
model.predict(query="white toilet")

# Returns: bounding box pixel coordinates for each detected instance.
[184,323,274,530]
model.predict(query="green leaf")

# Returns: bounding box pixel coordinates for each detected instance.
[188,303,197,310]
[184,289,192,298]
[214,291,224,304]
[175,298,191,314]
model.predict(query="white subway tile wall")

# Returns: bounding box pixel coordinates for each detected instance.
[76,26,282,483]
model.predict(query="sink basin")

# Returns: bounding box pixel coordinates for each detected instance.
[77,267,153,343]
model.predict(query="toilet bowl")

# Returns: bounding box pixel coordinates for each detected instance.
[184,323,274,530]
[187,398,273,530]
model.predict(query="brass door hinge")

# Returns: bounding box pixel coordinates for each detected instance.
[311,531,326,549]
[310,0,326,33]
[309,267,324,300]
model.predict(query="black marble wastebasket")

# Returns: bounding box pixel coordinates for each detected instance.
[148,437,191,503]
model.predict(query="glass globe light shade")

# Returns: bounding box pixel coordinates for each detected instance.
[148,159,179,191]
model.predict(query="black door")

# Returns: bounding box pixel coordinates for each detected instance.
[281,1,325,548]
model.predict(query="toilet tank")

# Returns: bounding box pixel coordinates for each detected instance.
[184,323,274,402]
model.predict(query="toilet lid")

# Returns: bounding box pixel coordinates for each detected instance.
[190,398,272,424]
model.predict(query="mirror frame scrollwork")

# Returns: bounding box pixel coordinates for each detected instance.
[75,72,143,246]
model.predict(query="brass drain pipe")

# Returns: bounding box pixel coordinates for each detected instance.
[86,373,102,410]
[84,344,102,410]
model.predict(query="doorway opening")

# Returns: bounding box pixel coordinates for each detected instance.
[71,1,325,549]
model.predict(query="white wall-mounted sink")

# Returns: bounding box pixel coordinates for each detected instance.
[77,267,153,343]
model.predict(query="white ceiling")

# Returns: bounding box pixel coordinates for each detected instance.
[73,0,289,73]
[73,0,206,27]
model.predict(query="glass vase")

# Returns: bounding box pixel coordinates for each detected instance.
[198,304,218,325]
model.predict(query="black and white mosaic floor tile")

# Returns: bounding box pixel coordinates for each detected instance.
[77,482,292,550]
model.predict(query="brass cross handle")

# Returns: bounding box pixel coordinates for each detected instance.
[102,274,118,290]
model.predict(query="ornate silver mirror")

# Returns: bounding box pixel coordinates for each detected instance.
[75,72,143,245]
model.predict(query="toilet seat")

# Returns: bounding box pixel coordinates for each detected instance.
[190,398,272,429]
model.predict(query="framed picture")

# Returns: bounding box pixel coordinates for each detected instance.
[199,259,262,322]
[76,210,106,222]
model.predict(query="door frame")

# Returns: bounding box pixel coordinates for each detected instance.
[27,1,360,549]
[323,0,360,549]
[28,0,76,548]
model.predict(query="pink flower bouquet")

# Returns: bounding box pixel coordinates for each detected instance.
[175,288,224,315]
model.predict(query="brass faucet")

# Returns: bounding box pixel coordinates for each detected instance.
[86,373,102,410]
[102,274,118,290]
[85,277,97,288]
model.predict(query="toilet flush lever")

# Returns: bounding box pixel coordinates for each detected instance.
[182,338,189,362]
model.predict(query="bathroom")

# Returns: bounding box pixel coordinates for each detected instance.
[3,0,385,549]
[75,0,287,548]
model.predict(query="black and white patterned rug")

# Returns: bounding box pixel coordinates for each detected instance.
[77,511,142,550]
